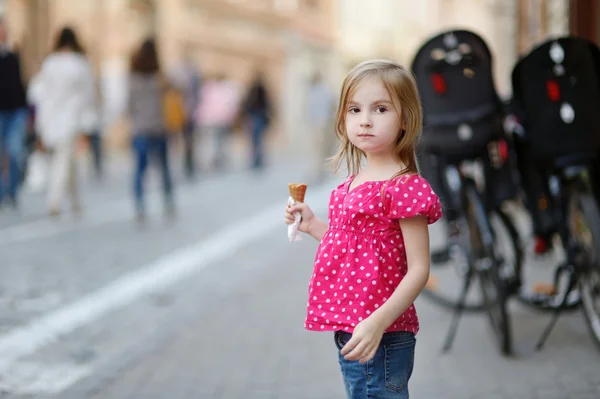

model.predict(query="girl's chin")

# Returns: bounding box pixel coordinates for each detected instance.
[352,142,387,154]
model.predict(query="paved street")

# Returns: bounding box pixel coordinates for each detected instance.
[0,150,599,399]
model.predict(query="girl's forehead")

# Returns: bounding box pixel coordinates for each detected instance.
[350,77,390,100]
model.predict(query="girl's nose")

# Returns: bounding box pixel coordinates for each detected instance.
[360,114,372,127]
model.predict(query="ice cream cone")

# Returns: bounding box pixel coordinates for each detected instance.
[288,183,308,203]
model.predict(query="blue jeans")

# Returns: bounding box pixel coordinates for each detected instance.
[334,331,416,399]
[0,108,28,200]
[249,113,267,169]
[132,135,173,211]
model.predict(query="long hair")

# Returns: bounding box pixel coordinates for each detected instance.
[330,59,423,179]
[131,38,160,74]
[53,27,85,54]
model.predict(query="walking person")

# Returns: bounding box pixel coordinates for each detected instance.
[308,72,336,182]
[195,73,241,171]
[169,55,201,179]
[28,27,97,217]
[0,18,28,208]
[242,72,272,171]
[126,38,175,224]
[82,77,104,182]
[284,60,443,398]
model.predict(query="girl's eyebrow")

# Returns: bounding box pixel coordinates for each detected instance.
[348,99,393,106]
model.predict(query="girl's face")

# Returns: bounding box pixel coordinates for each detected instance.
[345,77,403,156]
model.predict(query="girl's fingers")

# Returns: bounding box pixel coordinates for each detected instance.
[340,336,358,356]
[359,346,377,364]
[343,340,368,361]
[284,211,295,224]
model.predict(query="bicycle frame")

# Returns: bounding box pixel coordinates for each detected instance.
[439,160,512,353]
[533,163,596,349]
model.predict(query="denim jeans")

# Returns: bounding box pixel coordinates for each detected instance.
[0,108,28,200]
[334,330,416,399]
[249,113,267,169]
[132,135,173,211]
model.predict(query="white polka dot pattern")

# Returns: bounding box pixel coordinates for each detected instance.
[305,174,442,334]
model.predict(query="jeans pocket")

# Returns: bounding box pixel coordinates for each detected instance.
[334,330,347,350]
[384,337,415,393]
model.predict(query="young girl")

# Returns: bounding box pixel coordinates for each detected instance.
[284,59,442,398]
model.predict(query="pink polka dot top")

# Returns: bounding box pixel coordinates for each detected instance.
[305,174,442,335]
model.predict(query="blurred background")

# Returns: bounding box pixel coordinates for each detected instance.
[0,0,585,156]
[0,1,600,398]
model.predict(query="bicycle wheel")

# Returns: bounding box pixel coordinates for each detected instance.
[490,209,524,296]
[422,215,483,311]
[572,193,600,350]
[423,208,522,312]
[465,183,512,355]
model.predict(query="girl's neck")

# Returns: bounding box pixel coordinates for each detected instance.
[367,151,404,168]
[358,153,407,180]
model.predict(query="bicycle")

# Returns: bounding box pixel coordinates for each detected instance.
[506,155,600,351]
[409,28,524,355]
[421,151,523,356]
[504,35,600,351]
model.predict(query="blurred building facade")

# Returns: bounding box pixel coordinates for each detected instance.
[4,0,600,150]
[335,0,576,98]
[1,0,339,151]
[563,0,600,44]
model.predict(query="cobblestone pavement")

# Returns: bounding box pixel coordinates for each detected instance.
[0,154,598,399]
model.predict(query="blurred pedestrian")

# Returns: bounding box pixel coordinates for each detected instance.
[127,38,175,224]
[0,18,28,208]
[82,76,104,182]
[28,26,97,217]
[195,73,241,171]
[169,54,201,179]
[308,72,335,181]
[242,72,272,170]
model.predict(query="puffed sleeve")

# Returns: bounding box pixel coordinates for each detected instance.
[384,175,443,224]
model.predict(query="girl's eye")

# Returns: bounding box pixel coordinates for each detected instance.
[348,107,360,114]
[375,106,387,113]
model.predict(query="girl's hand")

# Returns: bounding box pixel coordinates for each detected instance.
[284,202,315,234]
[340,316,387,363]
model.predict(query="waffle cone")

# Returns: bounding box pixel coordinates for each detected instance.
[533,282,557,296]
[288,183,308,203]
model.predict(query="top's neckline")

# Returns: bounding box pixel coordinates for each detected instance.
[346,174,415,195]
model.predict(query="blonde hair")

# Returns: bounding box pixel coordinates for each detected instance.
[330,59,423,179]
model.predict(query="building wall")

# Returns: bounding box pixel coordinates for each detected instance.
[517,0,569,54]
[4,0,339,151]
[336,0,521,97]
[336,0,575,99]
